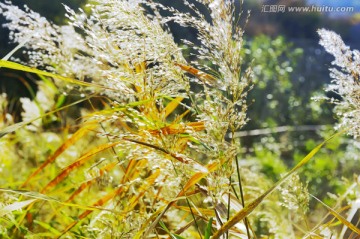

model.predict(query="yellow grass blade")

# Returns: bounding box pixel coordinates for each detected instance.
[83,99,152,118]
[133,205,167,239]
[121,159,138,184]
[58,170,160,238]
[121,159,148,184]
[172,137,189,153]
[134,197,192,239]
[175,62,218,86]
[21,123,98,188]
[174,219,196,236]
[125,169,160,213]
[211,130,344,239]
[144,100,161,122]
[179,172,207,197]
[143,162,220,237]
[149,121,205,136]
[135,61,146,74]
[179,162,219,198]
[0,60,112,89]
[57,186,126,239]
[162,97,184,118]
[174,205,214,216]
[311,194,360,235]
[128,137,208,173]
[173,109,191,124]
[41,141,122,193]
[65,162,118,202]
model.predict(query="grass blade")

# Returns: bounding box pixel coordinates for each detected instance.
[0,199,37,217]
[0,188,105,211]
[162,97,184,118]
[159,221,187,239]
[123,137,207,172]
[0,60,111,89]
[41,141,122,193]
[175,62,218,87]
[33,220,61,236]
[125,169,161,213]
[58,170,160,238]
[211,130,344,239]
[144,162,220,237]
[1,37,30,61]
[56,187,125,239]
[149,121,205,136]
[311,194,360,235]
[204,217,213,239]
[65,162,117,202]
[21,123,98,188]
[0,94,97,138]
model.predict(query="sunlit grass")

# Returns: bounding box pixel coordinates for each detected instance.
[0,1,359,238]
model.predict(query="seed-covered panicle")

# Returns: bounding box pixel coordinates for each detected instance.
[0,0,253,237]
[318,29,360,138]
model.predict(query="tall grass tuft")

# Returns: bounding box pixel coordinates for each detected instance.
[0,1,359,239]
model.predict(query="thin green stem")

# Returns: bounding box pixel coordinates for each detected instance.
[226,177,231,239]
[235,155,251,238]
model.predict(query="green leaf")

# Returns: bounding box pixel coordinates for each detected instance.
[33,220,61,235]
[159,221,186,239]
[204,217,213,239]
[54,94,67,109]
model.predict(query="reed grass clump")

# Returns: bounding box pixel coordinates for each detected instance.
[0,1,359,238]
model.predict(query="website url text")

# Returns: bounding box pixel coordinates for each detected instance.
[261,5,354,13]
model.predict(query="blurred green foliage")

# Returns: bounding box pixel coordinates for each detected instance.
[239,35,360,207]
[243,35,303,128]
